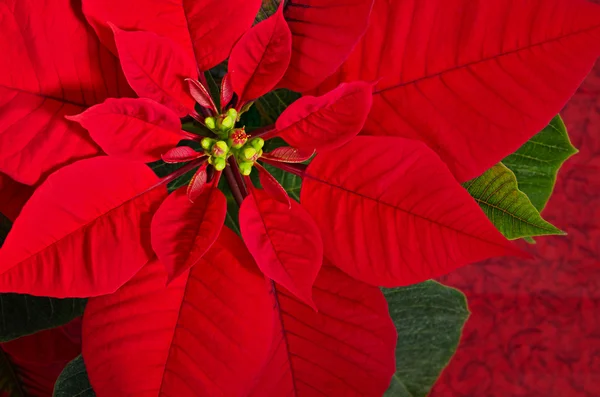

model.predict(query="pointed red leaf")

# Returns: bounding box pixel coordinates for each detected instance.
[249,265,396,396]
[0,174,33,222]
[151,186,227,282]
[187,163,208,202]
[221,73,234,108]
[261,146,315,163]
[83,0,262,71]
[229,9,292,103]
[277,81,373,152]
[0,0,132,185]
[240,189,322,307]
[0,157,167,297]
[256,163,291,207]
[301,136,523,287]
[186,79,217,113]
[83,230,273,396]
[1,319,82,397]
[67,98,183,163]
[162,146,205,164]
[278,0,374,92]
[316,0,600,182]
[111,25,196,117]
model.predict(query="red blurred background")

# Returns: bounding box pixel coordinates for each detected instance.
[431,61,600,396]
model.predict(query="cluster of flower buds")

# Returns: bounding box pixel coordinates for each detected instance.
[201,108,265,175]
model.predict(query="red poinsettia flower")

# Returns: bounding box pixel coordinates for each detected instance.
[1,0,599,395]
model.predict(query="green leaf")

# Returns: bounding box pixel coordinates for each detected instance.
[463,163,564,240]
[0,294,86,342]
[262,163,302,201]
[0,216,86,342]
[254,89,300,124]
[254,0,282,23]
[503,115,578,211]
[0,349,25,397]
[383,281,469,397]
[53,355,95,397]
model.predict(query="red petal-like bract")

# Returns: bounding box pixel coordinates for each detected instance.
[187,163,208,202]
[221,73,234,109]
[1,319,82,397]
[261,147,315,163]
[240,189,322,307]
[229,8,292,103]
[0,0,132,185]
[187,79,218,113]
[278,0,374,92]
[151,186,227,282]
[249,265,397,396]
[82,0,262,71]
[0,173,33,222]
[256,164,291,207]
[162,146,205,164]
[0,157,167,297]
[83,230,273,397]
[317,0,600,182]
[301,136,522,287]
[111,25,196,117]
[67,98,183,163]
[277,81,373,152]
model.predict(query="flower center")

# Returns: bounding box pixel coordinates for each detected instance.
[201,108,264,175]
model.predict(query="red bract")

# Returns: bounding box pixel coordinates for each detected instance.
[0,0,133,186]
[316,0,600,182]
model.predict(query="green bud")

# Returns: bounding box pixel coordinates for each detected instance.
[211,140,229,158]
[201,137,214,151]
[238,161,253,176]
[205,117,216,130]
[241,147,257,161]
[249,137,264,151]
[213,157,226,171]
[227,108,238,119]
[221,115,235,130]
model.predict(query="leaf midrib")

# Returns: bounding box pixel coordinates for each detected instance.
[374,23,600,95]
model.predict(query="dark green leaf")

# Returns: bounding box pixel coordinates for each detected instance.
[0,217,86,342]
[463,163,564,240]
[254,0,283,23]
[254,89,300,124]
[262,163,302,201]
[383,281,469,397]
[53,355,95,397]
[503,115,578,211]
[0,349,25,397]
[0,295,86,343]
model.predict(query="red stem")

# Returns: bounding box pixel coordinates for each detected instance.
[224,165,244,206]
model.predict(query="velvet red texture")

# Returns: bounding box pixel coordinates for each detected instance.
[431,61,600,397]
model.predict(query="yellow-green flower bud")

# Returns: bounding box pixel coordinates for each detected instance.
[201,137,214,151]
[213,157,226,171]
[205,117,216,130]
[227,108,238,120]
[241,147,257,161]
[211,140,229,158]
[249,137,264,151]
[238,161,253,176]
[221,115,235,130]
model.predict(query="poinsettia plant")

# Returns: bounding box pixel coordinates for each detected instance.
[0,0,598,396]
